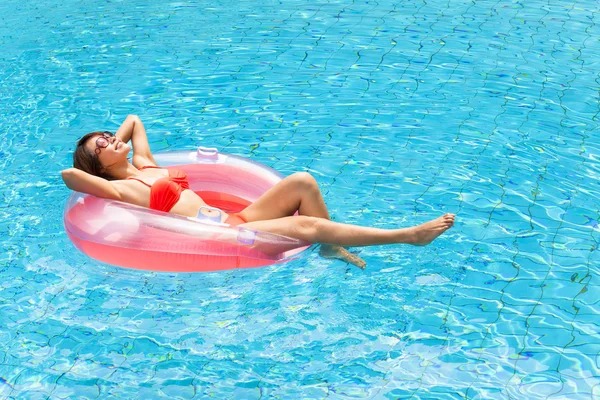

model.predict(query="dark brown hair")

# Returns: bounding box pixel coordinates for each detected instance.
[73,131,116,180]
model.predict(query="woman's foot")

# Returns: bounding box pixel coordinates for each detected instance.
[410,213,455,245]
[319,244,367,270]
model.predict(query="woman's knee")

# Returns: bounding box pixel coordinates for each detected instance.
[293,216,321,240]
[289,172,319,191]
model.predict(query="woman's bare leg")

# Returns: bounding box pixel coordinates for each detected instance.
[237,172,455,269]
[240,172,331,221]
[239,172,366,268]
[240,214,456,250]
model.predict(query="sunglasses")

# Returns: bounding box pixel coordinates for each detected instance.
[94,132,115,155]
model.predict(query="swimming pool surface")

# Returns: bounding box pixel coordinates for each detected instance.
[1,0,599,398]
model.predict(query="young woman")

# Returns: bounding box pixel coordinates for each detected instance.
[62,115,455,269]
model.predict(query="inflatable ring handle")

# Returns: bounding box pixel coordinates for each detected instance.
[197,146,219,159]
[196,206,223,223]
[237,227,256,245]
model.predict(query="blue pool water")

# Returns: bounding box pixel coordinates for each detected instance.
[1,0,599,398]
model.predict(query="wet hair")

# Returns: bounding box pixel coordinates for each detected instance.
[73,131,116,180]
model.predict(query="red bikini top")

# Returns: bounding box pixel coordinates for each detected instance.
[127,165,190,212]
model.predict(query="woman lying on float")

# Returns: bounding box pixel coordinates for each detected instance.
[61,115,455,269]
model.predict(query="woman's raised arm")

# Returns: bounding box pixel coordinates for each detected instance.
[61,168,122,200]
[115,115,157,167]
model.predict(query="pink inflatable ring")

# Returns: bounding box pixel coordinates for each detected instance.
[63,147,310,272]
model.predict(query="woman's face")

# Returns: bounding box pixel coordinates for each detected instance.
[85,132,130,170]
